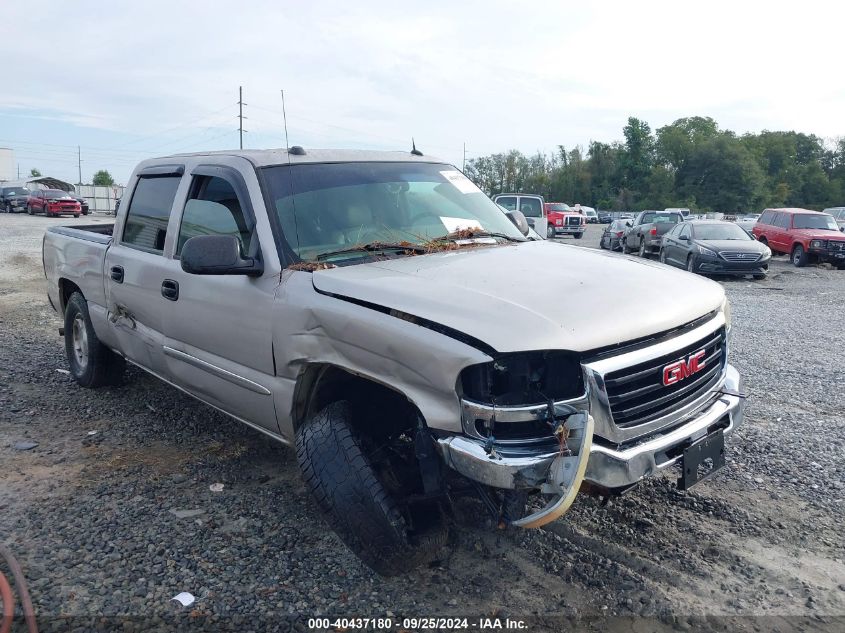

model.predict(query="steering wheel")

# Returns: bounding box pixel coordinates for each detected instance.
[408,211,442,225]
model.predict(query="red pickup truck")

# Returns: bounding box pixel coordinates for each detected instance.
[27,189,82,217]
[543,202,585,239]
[752,208,845,268]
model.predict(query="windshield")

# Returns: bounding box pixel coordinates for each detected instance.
[263,162,525,262]
[548,203,570,211]
[3,188,29,196]
[693,223,752,241]
[793,214,838,231]
[641,212,681,224]
[44,189,69,197]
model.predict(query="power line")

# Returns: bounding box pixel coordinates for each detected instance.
[238,86,247,150]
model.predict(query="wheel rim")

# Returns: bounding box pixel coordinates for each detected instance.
[793,248,802,264]
[547,226,554,238]
[71,314,88,369]
[639,241,645,256]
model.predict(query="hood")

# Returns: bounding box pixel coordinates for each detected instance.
[695,239,770,254]
[791,228,845,241]
[311,241,725,354]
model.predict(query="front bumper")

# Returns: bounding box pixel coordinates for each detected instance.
[693,255,770,275]
[437,363,744,491]
[809,246,845,263]
[552,225,585,235]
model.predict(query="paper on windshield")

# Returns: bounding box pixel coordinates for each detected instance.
[440,170,481,194]
[440,216,483,233]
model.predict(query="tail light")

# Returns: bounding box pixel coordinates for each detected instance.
[616,231,623,237]
[650,227,657,235]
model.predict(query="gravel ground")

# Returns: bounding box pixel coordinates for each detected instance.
[1,215,843,632]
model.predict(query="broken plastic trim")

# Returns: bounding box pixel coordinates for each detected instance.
[511,411,594,528]
[314,287,497,356]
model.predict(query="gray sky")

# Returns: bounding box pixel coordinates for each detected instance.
[1,0,842,184]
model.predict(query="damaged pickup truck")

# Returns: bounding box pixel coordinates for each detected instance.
[43,148,745,575]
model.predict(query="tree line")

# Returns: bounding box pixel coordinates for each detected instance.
[463,116,845,213]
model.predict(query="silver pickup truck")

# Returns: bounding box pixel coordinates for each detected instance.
[43,148,744,575]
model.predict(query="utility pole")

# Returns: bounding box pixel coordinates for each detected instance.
[462,142,466,171]
[77,146,82,186]
[238,86,248,150]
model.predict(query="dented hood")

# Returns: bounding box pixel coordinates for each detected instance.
[311,241,725,353]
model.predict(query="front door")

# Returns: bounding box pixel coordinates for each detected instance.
[160,166,280,433]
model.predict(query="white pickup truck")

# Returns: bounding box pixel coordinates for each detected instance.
[43,148,745,575]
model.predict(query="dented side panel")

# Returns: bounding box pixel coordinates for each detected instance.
[271,272,492,441]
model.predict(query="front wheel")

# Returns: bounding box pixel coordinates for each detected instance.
[4,203,9,214]
[27,205,33,215]
[64,292,125,387]
[753,273,766,280]
[296,401,447,576]
[573,232,583,239]
[791,244,808,267]
[687,255,697,273]
[546,225,555,239]
[638,239,647,258]
[659,248,667,264]
[599,236,607,249]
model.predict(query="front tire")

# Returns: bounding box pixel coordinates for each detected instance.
[573,232,582,239]
[546,225,555,239]
[659,248,667,264]
[599,236,607,249]
[64,292,125,387]
[687,255,697,273]
[27,204,33,215]
[791,244,808,267]
[638,239,647,258]
[753,273,766,280]
[296,401,447,576]
[4,203,9,214]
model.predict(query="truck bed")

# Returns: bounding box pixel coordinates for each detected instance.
[47,223,114,245]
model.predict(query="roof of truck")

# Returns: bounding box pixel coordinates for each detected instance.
[166,147,446,167]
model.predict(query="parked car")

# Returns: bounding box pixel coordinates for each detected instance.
[543,202,585,239]
[660,220,771,279]
[493,193,547,238]
[823,207,845,232]
[621,210,684,257]
[752,208,845,268]
[599,220,627,251]
[735,214,760,232]
[27,189,81,217]
[42,147,743,575]
[597,211,612,223]
[0,186,31,213]
[574,204,598,223]
[71,194,90,215]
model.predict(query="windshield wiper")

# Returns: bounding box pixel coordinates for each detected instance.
[316,242,428,262]
[429,230,523,243]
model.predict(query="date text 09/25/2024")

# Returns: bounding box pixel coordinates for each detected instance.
[307,617,528,630]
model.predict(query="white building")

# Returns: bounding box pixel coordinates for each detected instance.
[0,148,14,182]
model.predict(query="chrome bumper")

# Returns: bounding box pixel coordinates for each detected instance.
[437,364,744,491]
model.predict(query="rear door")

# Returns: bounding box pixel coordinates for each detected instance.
[104,166,185,377]
[769,212,791,253]
[160,163,281,434]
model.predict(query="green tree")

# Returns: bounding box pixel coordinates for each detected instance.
[30,168,41,177]
[92,170,115,186]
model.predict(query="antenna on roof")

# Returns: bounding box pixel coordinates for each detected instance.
[411,138,423,156]
[281,90,290,153]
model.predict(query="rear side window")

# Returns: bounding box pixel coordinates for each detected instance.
[176,176,252,255]
[122,176,181,253]
[496,196,517,211]
[775,213,791,229]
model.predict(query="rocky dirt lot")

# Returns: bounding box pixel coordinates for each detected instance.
[1,216,843,632]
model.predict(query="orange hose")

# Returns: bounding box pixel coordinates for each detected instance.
[0,546,37,633]
[0,571,13,633]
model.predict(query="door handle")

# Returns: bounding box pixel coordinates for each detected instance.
[110,265,124,283]
[161,279,179,301]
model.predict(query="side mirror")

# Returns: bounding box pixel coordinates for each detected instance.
[181,235,263,277]
[626,221,633,227]
[505,210,530,236]
[679,235,690,241]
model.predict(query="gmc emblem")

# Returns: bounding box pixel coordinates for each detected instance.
[662,350,706,386]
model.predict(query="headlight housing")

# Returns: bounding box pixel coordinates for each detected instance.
[721,297,732,334]
[698,245,717,257]
[810,240,824,249]
[762,246,771,258]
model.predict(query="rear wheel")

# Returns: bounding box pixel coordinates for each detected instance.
[599,235,607,249]
[791,244,808,267]
[296,401,447,576]
[26,204,33,215]
[659,248,667,264]
[4,203,9,214]
[64,292,125,387]
[753,273,766,280]
[638,239,647,258]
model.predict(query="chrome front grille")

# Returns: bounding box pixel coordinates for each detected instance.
[566,216,582,226]
[719,251,761,262]
[828,241,845,252]
[603,327,726,428]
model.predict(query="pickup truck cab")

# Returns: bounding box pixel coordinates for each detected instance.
[753,208,845,268]
[543,202,585,239]
[822,207,845,232]
[44,148,744,575]
[28,188,81,217]
[622,210,684,257]
[493,193,547,238]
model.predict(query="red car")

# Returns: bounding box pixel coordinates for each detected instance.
[27,189,81,217]
[543,202,585,239]
[752,208,845,268]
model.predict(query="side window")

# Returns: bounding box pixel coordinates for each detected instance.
[758,211,772,225]
[122,176,181,253]
[177,176,252,255]
[496,196,517,211]
[519,197,542,217]
[679,224,691,239]
[776,213,791,229]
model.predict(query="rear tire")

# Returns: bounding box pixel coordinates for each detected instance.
[296,401,447,576]
[659,248,667,264]
[638,239,647,258]
[599,236,607,249]
[64,292,125,387]
[4,203,9,214]
[27,204,33,215]
[753,273,766,280]
[791,244,808,267]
